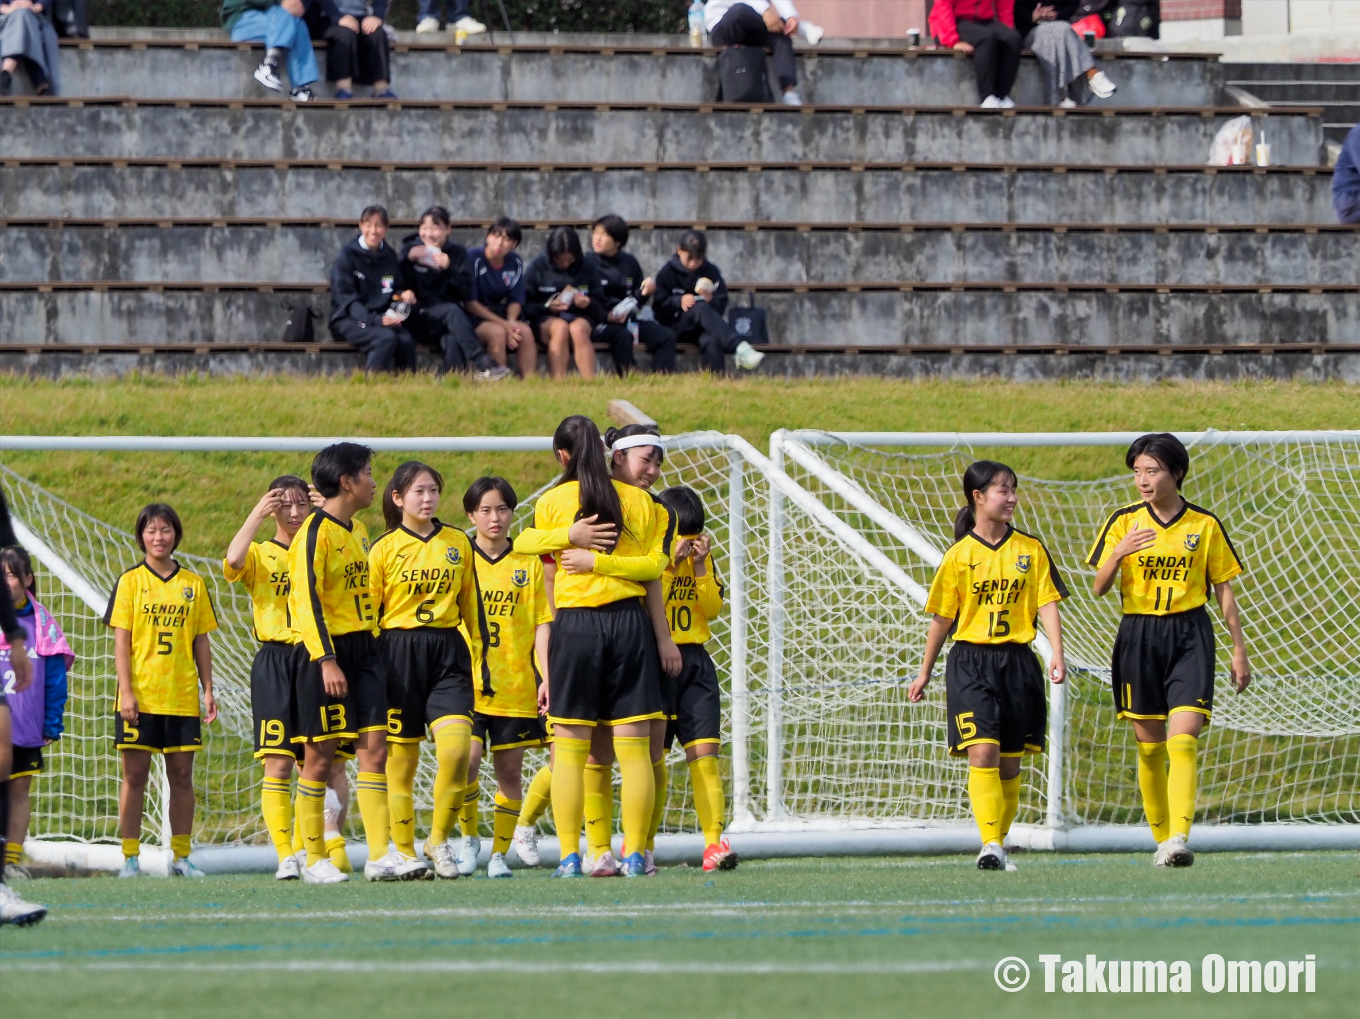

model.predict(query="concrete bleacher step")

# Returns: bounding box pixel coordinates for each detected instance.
[1225,62,1360,143]
[4,221,1355,287]
[38,40,1224,109]
[0,161,1333,225]
[0,99,1325,166]
[2,285,1354,350]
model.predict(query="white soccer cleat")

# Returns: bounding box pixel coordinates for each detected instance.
[415,15,440,32]
[1153,833,1194,868]
[363,852,407,882]
[455,835,481,876]
[4,863,32,881]
[170,857,206,878]
[733,340,765,371]
[1088,70,1117,99]
[586,850,620,877]
[976,841,1008,870]
[487,852,513,878]
[275,855,302,881]
[452,15,487,35]
[424,839,459,880]
[303,858,348,884]
[294,848,308,870]
[118,856,141,879]
[511,825,541,868]
[0,884,47,927]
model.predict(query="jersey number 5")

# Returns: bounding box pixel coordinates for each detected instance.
[156,631,174,655]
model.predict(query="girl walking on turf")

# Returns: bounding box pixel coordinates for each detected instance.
[1087,433,1250,868]
[910,461,1067,871]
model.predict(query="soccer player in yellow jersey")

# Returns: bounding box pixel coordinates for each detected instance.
[1088,433,1250,868]
[224,475,312,881]
[370,461,488,881]
[657,486,737,872]
[458,476,553,879]
[104,503,218,879]
[289,442,401,884]
[911,462,1068,872]
[514,415,670,878]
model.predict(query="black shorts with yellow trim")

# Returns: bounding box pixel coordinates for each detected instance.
[335,740,357,760]
[472,712,548,751]
[380,626,474,742]
[665,643,723,750]
[252,641,305,759]
[944,641,1046,757]
[1112,605,1215,723]
[547,599,663,727]
[114,712,203,754]
[294,630,386,745]
[9,744,44,778]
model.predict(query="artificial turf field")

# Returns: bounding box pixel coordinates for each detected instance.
[2,853,1357,1019]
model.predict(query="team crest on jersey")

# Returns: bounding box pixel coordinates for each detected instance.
[361,537,371,553]
[1183,534,1201,552]
[512,568,529,588]
[1015,555,1031,574]
[182,587,195,601]
[445,547,462,566]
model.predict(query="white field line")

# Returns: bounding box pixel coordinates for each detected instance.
[0,959,985,975]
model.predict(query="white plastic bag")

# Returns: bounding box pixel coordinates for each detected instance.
[1208,115,1254,166]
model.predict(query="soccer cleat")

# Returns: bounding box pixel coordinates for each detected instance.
[415,15,440,32]
[253,60,283,92]
[512,825,541,868]
[455,835,481,876]
[586,850,620,877]
[4,863,32,881]
[424,839,459,880]
[781,89,804,107]
[472,362,513,382]
[118,856,141,879]
[303,858,348,884]
[452,15,487,35]
[294,848,308,870]
[1153,833,1195,868]
[363,851,408,882]
[980,95,1003,109]
[170,857,206,878]
[289,85,316,103]
[733,340,765,371]
[620,851,648,877]
[1088,70,1117,99]
[486,852,513,878]
[702,837,739,872]
[275,855,302,881]
[644,849,658,876]
[976,841,1007,871]
[553,852,583,878]
[0,884,47,927]
[393,852,432,881]
[998,96,1016,109]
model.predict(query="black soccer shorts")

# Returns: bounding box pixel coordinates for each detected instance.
[251,641,305,759]
[1111,606,1216,723]
[665,644,723,750]
[944,641,1047,757]
[547,599,663,727]
[295,630,387,744]
[114,712,203,754]
[472,712,548,751]
[380,627,475,741]
[9,744,44,778]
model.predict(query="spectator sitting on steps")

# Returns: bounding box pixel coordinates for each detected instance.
[654,230,765,374]
[398,205,511,382]
[1334,122,1360,225]
[0,0,60,96]
[221,0,319,103]
[328,204,417,372]
[705,0,810,106]
[587,214,678,377]
[930,0,1021,109]
[319,0,395,99]
[1014,0,1116,107]
[523,227,606,381]
[466,217,536,377]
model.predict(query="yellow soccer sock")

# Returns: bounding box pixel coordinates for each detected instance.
[519,765,553,827]
[429,724,471,846]
[967,766,1005,846]
[646,757,667,852]
[1136,741,1171,843]
[688,755,725,846]
[583,763,613,857]
[170,834,192,861]
[460,780,481,839]
[999,774,1021,841]
[355,772,391,862]
[4,841,23,866]
[296,778,328,866]
[1167,733,1198,840]
[614,736,655,861]
[291,796,304,856]
[493,793,522,855]
[385,742,421,858]
[326,835,352,873]
[121,838,140,859]
[550,737,591,861]
[261,776,295,863]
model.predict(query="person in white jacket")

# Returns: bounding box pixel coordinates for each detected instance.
[704,0,822,106]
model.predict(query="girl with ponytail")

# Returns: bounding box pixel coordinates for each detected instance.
[911,460,1069,872]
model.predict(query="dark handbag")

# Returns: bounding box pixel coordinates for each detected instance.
[281,298,317,343]
[1110,0,1158,37]
[716,46,774,104]
[728,298,769,346]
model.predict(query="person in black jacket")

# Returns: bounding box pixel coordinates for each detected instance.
[522,227,605,380]
[587,214,677,376]
[398,206,511,382]
[328,205,417,371]
[654,230,764,373]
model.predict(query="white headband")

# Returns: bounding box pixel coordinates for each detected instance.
[611,434,663,454]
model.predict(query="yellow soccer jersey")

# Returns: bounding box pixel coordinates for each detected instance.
[223,539,295,644]
[469,544,552,718]
[925,527,1069,645]
[369,522,481,634]
[103,561,219,716]
[288,510,376,662]
[663,546,724,645]
[1087,501,1243,615]
[513,480,672,609]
